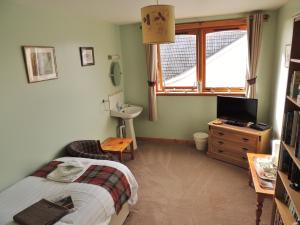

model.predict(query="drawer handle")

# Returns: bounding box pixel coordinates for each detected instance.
[218,141,224,145]
[242,147,248,151]
[218,132,224,136]
[218,149,224,153]
[242,156,247,160]
[242,138,249,142]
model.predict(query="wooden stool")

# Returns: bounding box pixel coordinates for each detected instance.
[101,137,134,162]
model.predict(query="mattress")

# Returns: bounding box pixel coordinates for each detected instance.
[0,157,138,225]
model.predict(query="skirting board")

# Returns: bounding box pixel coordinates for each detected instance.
[109,203,129,225]
[136,137,194,146]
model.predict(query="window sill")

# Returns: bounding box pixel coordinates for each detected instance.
[156,92,245,96]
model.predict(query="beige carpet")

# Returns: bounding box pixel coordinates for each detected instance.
[124,141,272,225]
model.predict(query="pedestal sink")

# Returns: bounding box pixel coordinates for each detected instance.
[110,105,143,149]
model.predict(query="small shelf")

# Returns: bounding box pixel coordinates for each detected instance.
[275,198,296,225]
[291,58,300,64]
[282,142,300,171]
[286,96,300,108]
[278,171,300,216]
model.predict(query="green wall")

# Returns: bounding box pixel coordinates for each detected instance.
[120,11,278,140]
[271,0,300,139]
[0,1,122,190]
[0,0,296,192]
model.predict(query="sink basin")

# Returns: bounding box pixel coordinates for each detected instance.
[110,105,143,119]
[108,92,142,150]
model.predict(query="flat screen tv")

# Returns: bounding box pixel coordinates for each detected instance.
[217,96,258,123]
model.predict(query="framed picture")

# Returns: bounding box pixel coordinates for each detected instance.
[80,47,95,66]
[22,46,58,83]
[285,44,291,68]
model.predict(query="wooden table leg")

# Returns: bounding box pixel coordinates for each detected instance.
[256,194,264,225]
[248,170,253,187]
[130,142,134,160]
[119,152,123,162]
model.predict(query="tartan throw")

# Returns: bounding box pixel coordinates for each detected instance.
[31,161,62,178]
[31,161,131,214]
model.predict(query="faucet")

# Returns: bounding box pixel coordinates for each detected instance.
[116,102,123,111]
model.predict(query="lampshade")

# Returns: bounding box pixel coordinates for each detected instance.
[141,5,175,44]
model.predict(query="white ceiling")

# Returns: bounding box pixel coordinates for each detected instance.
[14,0,288,25]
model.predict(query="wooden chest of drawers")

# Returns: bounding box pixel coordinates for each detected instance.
[207,121,271,168]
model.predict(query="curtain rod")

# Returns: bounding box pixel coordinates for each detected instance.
[249,14,269,21]
[139,14,270,29]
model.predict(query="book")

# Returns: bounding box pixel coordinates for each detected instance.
[296,137,300,159]
[284,112,294,144]
[53,196,74,210]
[283,192,299,222]
[290,163,300,191]
[13,199,68,225]
[288,158,294,180]
[282,113,288,142]
[281,150,291,173]
[289,71,300,97]
[274,207,284,225]
[290,111,300,146]
[294,119,300,159]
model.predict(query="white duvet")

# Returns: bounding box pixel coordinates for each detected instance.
[0,157,138,225]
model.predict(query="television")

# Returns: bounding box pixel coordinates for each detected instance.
[217,96,258,123]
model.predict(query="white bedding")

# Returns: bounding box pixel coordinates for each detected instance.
[0,157,138,225]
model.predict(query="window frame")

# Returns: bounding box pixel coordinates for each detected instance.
[157,30,199,93]
[156,18,248,96]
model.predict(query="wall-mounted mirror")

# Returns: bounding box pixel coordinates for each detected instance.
[110,62,121,86]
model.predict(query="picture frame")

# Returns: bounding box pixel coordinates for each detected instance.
[79,47,95,66]
[22,46,58,83]
[285,44,291,68]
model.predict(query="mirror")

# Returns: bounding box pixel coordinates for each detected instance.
[110,62,121,86]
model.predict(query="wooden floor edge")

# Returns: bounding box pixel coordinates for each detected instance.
[136,137,195,145]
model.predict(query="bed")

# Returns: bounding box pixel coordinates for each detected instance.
[0,157,138,225]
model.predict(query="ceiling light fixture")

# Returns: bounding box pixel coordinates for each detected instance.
[141,0,175,44]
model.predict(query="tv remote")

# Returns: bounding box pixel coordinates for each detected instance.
[250,123,270,131]
[225,120,246,127]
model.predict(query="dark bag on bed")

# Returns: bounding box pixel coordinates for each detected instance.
[13,199,68,225]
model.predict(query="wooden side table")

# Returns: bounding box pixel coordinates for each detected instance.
[247,153,275,225]
[101,137,134,162]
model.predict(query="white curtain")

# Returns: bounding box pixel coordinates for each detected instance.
[145,44,158,121]
[246,12,264,98]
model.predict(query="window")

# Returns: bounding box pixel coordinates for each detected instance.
[157,18,248,95]
[159,34,197,88]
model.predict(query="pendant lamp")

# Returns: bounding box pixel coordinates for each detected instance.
[141,2,175,44]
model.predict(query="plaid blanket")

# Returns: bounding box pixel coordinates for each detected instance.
[31,161,131,214]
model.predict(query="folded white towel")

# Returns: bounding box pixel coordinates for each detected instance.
[47,161,91,183]
[58,160,84,169]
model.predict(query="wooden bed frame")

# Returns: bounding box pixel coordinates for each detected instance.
[109,203,129,225]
